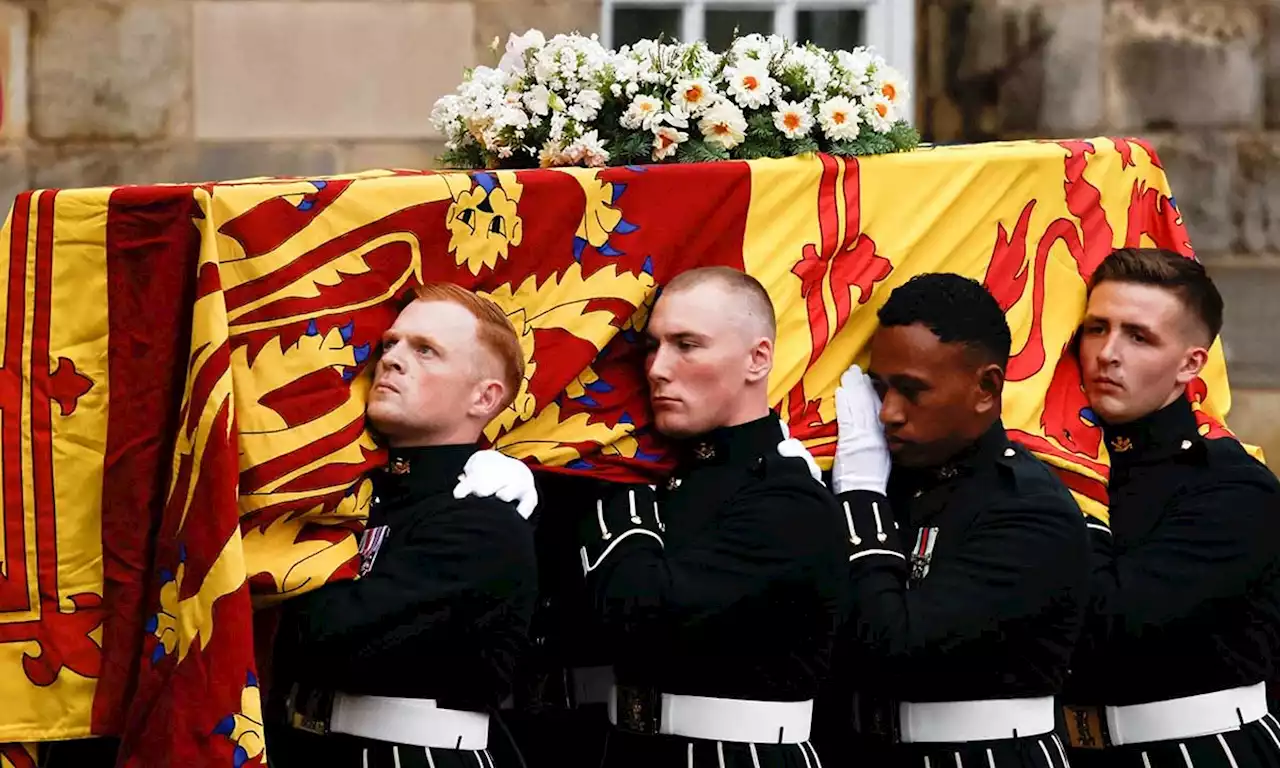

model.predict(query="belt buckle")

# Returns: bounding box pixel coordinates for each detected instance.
[615,685,662,735]
[286,684,335,736]
[851,693,902,744]
[1062,704,1112,749]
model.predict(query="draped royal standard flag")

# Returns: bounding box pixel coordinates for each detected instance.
[0,137,1245,765]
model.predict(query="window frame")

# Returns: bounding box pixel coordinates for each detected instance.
[600,0,915,109]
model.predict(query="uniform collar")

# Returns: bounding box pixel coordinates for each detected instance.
[679,414,783,470]
[374,444,477,503]
[1100,396,1201,468]
[891,420,1011,493]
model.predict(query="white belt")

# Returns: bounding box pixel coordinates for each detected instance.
[329,694,490,750]
[1106,683,1268,746]
[608,687,813,744]
[900,697,1055,744]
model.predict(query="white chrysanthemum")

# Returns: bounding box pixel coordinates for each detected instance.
[498,30,545,74]
[652,125,688,161]
[874,65,910,109]
[773,99,813,139]
[864,96,895,133]
[781,45,833,96]
[818,97,860,141]
[672,79,717,116]
[621,94,663,130]
[723,63,776,109]
[564,129,610,167]
[698,100,747,150]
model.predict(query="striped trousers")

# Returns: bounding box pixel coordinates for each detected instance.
[264,726,499,768]
[600,729,827,768]
[1067,714,1280,768]
[818,732,1073,768]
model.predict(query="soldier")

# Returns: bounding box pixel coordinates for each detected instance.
[575,266,846,768]
[1063,249,1280,768]
[265,282,540,768]
[815,273,1090,768]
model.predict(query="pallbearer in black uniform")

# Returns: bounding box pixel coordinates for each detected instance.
[1063,249,1280,768]
[577,267,847,768]
[266,283,540,768]
[816,274,1090,768]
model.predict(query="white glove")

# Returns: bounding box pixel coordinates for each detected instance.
[777,418,822,483]
[453,450,538,520]
[833,365,891,495]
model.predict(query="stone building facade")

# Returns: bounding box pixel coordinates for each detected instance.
[0,0,1275,461]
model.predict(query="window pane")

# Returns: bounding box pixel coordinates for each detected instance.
[705,9,774,53]
[612,7,682,48]
[796,9,865,52]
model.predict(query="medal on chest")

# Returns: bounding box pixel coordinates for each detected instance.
[357,524,390,577]
[909,527,939,587]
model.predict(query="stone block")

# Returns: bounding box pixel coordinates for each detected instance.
[1236,134,1280,255]
[475,0,599,55]
[1225,389,1280,472]
[31,1,191,141]
[1149,132,1238,254]
[339,141,447,173]
[1268,0,1280,127]
[27,143,196,189]
[0,2,29,140]
[1211,265,1280,389]
[193,1,474,140]
[192,141,338,182]
[1105,0,1264,130]
[1037,0,1105,133]
[0,144,28,214]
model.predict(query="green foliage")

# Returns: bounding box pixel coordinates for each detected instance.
[675,139,731,164]
[439,143,487,170]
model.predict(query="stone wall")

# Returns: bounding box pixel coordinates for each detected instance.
[917,0,1280,465]
[0,0,600,203]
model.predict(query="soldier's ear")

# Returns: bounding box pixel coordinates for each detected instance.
[974,363,1005,414]
[470,379,506,420]
[745,337,773,384]
[1175,345,1209,387]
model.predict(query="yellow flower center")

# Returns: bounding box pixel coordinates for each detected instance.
[743,75,759,90]
[875,102,889,118]
[784,113,801,131]
[832,111,846,124]
[685,85,704,102]
[882,83,897,101]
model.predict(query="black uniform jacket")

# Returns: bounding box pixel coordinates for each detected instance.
[579,415,848,703]
[273,444,538,714]
[835,421,1090,703]
[1067,397,1280,707]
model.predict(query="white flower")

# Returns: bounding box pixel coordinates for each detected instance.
[864,95,895,133]
[626,82,640,97]
[523,84,551,116]
[610,83,623,98]
[569,88,603,122]
[781,45,833,96]
[539,140,566,168]
[498,30,545,73]
[729,33,770,65]
[818,96,860,141]
[621,94,663,130]
[660,104,690,129]
[652,125,687,161]
[723,63,776,110]
[773,99,813,139]
[672,79,717,116]
[565,129,610,167]
[874,65,910,109]
[698,100,747,150]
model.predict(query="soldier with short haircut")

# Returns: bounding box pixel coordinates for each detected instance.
[578,266,846,768]
[815,273,1090,768]
[266,282,540,768]
[1064,249,1280,768]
